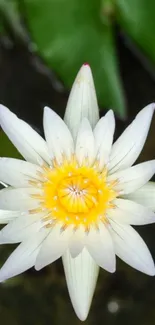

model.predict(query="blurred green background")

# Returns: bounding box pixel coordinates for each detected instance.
[0,0,155,324]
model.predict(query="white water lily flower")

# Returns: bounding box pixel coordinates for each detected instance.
[0,64,155,321]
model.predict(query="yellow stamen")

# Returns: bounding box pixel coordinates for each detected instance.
[29,157,117,229]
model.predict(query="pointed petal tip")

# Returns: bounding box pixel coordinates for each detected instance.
[44,105,51,111]
[43,106,52,115]
[151,102,155,109]
[83,62,90,66]
[140,102,155,119]
[108,264,116,274]
[75,307,89,322]
[0,105,16,125]
[0,263,13,283]
[82,63,90,71]
[70,292,91,322]
[0,103,8,111]
[148,268,155,277]
[43,106,58,128]
[34,264,41,271]
[0,273,7,283]
[142,262,155,276]
[145,258,155,277]
[79,64,93,80]
[43,106,52,122]
[0,104,11,120]
[44,106,60,121]
[106,109,115,127]
[107,109,114,117]
[146,102,155,111]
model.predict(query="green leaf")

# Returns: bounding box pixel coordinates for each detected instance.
[116,0,155,63]
[0,131,22,159]
[21,0,126,118]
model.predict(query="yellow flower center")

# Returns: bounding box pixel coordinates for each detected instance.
[30,157,117,230]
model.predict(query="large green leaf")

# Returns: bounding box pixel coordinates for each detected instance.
[116,0,155,63]
[21,0,126,118]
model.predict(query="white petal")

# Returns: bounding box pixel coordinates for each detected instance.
[0,187,41,211]
[0,158,42,187]
[64,64,99,140]
[108,160,155,194]
[0,230,49,282]
[43,107,74,162]
[69,227,84,258]
[35,225,72,270]
[94,110,115,170]
[0,105,50,165]
[109,103,155,173]
[62,248,99,321]
[0,213,43,243]
[108,198,155,225]
[85,224,115,272]
[109,220,155,275]
[0,210,19,224]
[76,118,95,165]
[0,181,8,188]
[124,182,155,211]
